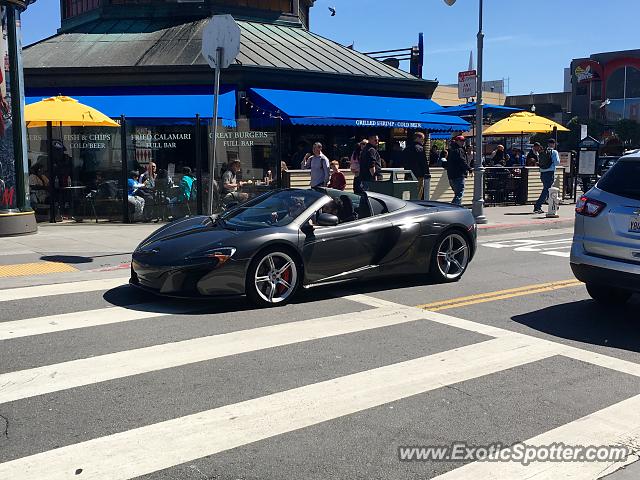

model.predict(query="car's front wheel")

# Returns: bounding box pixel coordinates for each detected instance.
[429,231,470,282]
[585,283,633,305]
[246,248,301,307]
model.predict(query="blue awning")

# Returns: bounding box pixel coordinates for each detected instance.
[25,92,237,127]
[248,88,468,132]
[427,102,521,118]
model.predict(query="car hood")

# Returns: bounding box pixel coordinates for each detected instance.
[134,215,243,264]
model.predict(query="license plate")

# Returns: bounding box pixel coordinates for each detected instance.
[630,216,640,233]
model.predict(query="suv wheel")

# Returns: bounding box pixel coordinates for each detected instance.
[586,283,632,305]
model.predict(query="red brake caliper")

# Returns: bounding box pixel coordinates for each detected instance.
[278,266,291,294]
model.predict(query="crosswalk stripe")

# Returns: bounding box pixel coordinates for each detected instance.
[431,393,640,479]
[0,306,431,404]
[0,277,129,303]
[0,336,558,480]
[0,303,200,340]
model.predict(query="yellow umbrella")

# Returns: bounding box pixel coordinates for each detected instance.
[483,111,569,135]
[25,95,119,128]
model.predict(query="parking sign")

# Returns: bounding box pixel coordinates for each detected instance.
[458,70,477,99]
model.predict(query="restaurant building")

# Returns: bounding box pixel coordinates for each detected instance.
[570,49,640,123]
[22,0,467,222]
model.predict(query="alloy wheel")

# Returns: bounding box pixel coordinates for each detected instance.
[436,233,469,280]
[254,252,298,304]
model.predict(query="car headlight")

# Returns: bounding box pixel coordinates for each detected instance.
[186,247,237,267]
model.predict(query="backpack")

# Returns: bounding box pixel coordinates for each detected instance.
[538,149,553,169]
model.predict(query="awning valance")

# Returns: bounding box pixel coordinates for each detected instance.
[26,92,237,127]
[248,88,469,132]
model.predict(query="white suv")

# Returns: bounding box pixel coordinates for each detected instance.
[570,152,640,304]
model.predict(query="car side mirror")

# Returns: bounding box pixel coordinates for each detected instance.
[316,213,339,227]
[300,221,314,235]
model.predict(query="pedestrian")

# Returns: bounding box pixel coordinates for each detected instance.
[403,132,430,200]
[488,145,506,167]
[446,135,472,206]
[526,142,542,167]
[328,160,346,190]
[291,142,307,169]
[440,149,449,169]
[359,134,383,190]
[508,148,524,167]
[309,142,330,188]
[533,138,560,214]
[127,170,145,221]
[429,144,441,166]
[351,139,366,194]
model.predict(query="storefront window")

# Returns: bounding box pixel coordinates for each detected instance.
[606,67,625,100]
[207,117,279,213]
[605,99,625,122]
[0,7,16,212]
[624,98,640,122]
[590,80,602,102]
[27,126,123,222]
[625,67,640,99]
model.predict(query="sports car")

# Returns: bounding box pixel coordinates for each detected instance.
[130,188,477,307]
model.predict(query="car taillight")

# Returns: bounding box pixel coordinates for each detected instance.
[575,196,606,217]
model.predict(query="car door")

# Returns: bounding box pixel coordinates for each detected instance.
[301,196,394,284]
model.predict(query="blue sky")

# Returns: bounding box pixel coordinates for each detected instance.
[21,0,640,96]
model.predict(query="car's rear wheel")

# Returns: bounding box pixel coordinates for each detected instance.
[585,283,633,305]
[429,231,470,282]
[246,248,300,307]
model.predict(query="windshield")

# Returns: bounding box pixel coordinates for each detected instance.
[221,189,325,228]
[598,158,640,201]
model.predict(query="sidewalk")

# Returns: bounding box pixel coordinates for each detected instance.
[478,203,575,235]
[0,204,575,286]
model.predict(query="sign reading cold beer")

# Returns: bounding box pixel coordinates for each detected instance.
[355,120,423,129]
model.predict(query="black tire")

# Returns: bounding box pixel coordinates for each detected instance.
[429,230,471,283]
[586,283,632,305]
[246,247,301,307]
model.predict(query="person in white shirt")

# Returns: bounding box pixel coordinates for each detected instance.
[309,142,330,188]
[533,138,561,214]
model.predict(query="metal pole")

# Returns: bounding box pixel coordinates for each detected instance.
[472,0,487,223]
[46,121,55,223]
[195,114,203,215]
[120,115,129,223]
[7,5,29,212]
[208,47,223,216]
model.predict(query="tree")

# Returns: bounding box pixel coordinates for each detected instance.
[614,119,640,148]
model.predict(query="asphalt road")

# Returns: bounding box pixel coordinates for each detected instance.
[0,227,639,480]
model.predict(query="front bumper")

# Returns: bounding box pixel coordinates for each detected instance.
[130,257,249,297]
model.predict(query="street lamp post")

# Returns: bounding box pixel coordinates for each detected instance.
[445,0,487,223]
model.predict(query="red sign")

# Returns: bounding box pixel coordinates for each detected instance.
[574,60,602,83]
[458,70,477,99]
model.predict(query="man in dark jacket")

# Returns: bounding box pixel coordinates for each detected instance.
[446,135,472,206]
[404,132,430,199]
[359,134,383,189]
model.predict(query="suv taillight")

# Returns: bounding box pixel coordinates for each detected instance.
[575,196,607,217]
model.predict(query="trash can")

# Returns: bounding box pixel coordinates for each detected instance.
[364,169,419,200]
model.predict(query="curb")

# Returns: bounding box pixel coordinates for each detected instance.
[478,218,574,236]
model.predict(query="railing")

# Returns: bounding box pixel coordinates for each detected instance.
[282,167,566,206]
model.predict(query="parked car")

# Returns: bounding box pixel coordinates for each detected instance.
[570,151,640,304]
[130,188,477,307]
